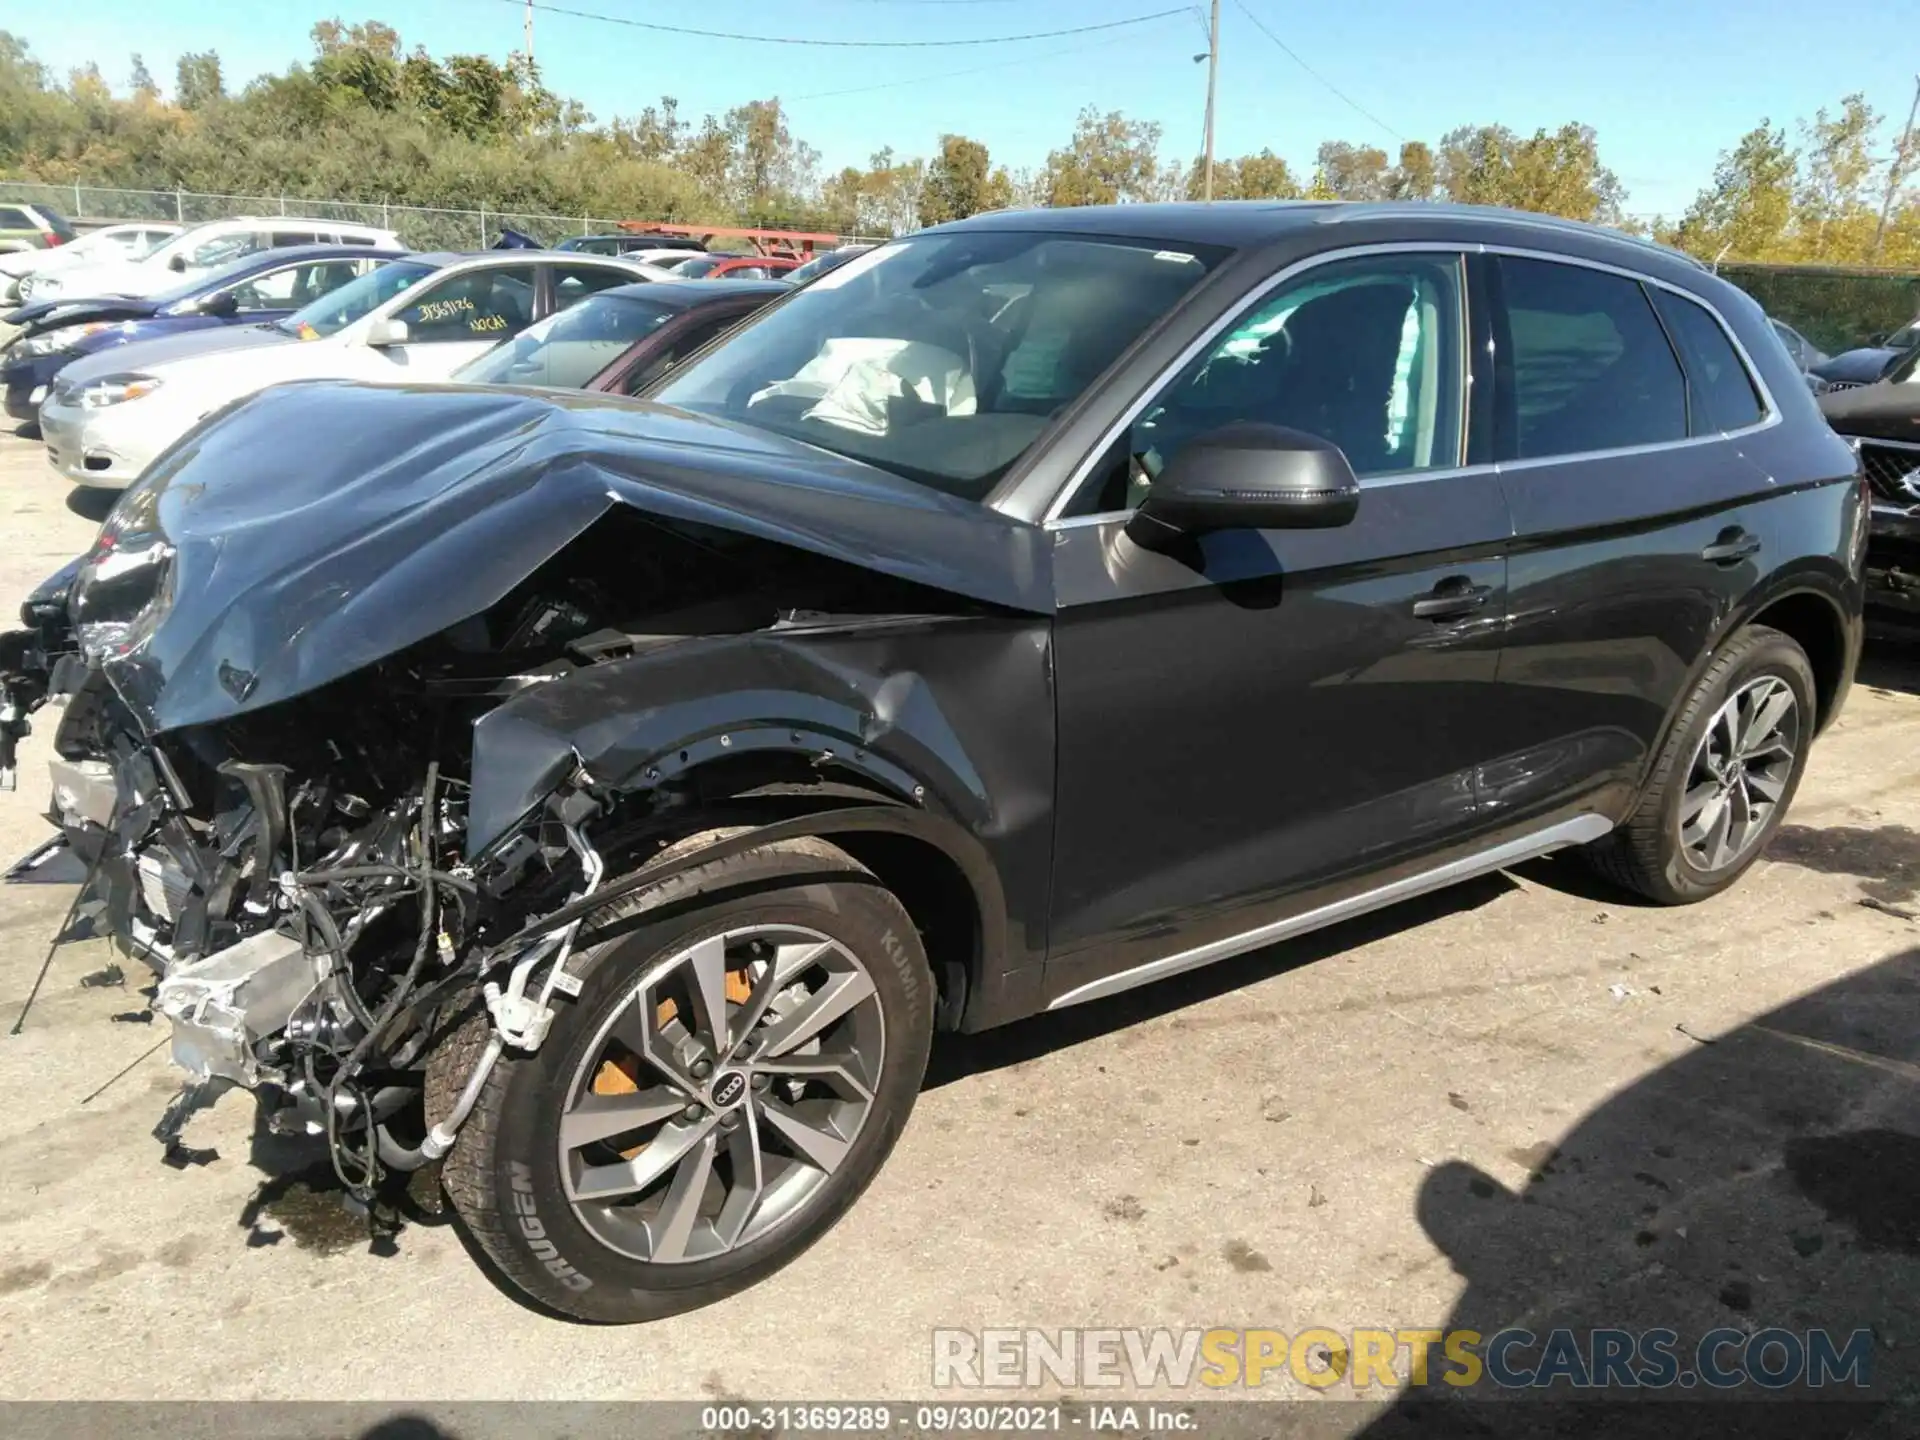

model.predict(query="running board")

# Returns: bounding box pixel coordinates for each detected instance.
[1046,814,1614,1010]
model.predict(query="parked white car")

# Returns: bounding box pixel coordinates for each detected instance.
[0,223,182,304]
[17,216,402,304]
[39,250,654,488]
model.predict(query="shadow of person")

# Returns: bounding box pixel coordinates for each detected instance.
[1358,945,1920,1438]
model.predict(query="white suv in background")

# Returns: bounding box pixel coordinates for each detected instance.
[0,223,182,304]
[39,250,652,488]
[17,217,403,304]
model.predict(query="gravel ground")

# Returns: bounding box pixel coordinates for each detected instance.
[1,423,1919,1429]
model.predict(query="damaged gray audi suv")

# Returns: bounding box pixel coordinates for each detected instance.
[0,202,1866,1321]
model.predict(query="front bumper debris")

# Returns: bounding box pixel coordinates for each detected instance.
[153,929,314,1086]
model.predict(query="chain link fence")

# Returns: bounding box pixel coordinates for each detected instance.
[0,180,692,252]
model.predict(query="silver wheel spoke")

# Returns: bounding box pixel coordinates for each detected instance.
[682,934,732,1051]
[1726,776,1756,852]
[648,1130,718,1263]
[1742,683,1793,754]
[756,969,877,1059]
[1744,767,1786,803]
[1683,791,1727,849]
[572,1114,718,1202]
[1703,794,1736,869]
[1679,780,1719,825]
[715,1110,767,1246]
[1743,735,1794,766]
[758,1097,851,1174]
[754,1052,874,1103]
[728,940,832,1059]
[561,1087,686,1151]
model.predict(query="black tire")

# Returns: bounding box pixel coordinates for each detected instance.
[1584,623,1816,905]
[431,836,934,1323]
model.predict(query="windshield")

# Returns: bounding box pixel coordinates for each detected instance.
[650,230,1224,498]
[454,291,678,387]
[1888,322,1920,351]
[276,259,430,338]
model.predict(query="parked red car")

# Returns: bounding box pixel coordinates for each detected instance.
[449,278,789,395]
[664,253,802,281]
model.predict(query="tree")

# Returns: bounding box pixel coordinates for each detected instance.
[1314,140,1389,200]
[1794,94,1879,261]
[1188,149,1300,201]
[1434,122,1624,222]
[919,133,994,226]
[1043,106,1164,207]
[129,55,158,102]
[175,50,224,110]
[1670,123,1797,262]
[1386,140,1436,201]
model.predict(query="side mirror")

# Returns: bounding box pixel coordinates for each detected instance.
[1868,332,1889,347]
[365,316,410,348]
[167,254,187,273]
[198,290,238,318]
[1126,423,1360,550]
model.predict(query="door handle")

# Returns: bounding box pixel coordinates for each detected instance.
[1700,527,1761,565]
[1412,579,1494,621]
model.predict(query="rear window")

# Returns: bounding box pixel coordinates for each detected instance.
[1650,288,1766,433]
[1498,256,1688,460]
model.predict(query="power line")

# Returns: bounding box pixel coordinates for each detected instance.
[504,0,1192,47]
[1231,0,1403,143]
[791,32,1148,102]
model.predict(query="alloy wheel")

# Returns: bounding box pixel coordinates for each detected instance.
[557,924,886,1264]
[1677,674,1800,873]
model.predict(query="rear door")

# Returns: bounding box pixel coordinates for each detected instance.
[379,263,540,375]
[1044,249,1514,1004]
[1480,252,1776,828]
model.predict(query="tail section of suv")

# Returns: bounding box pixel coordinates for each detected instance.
[0,201,1864,1323]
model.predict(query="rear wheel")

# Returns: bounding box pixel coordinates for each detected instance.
[434,837,934,1322]
[1585,623,1815,904]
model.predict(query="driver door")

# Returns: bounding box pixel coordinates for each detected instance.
[1044,250,1514,1005]
[367,264,539,376]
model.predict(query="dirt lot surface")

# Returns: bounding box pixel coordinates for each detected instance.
[2,425,1920,1428]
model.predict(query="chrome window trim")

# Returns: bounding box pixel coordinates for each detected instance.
[1040,240,1780,529]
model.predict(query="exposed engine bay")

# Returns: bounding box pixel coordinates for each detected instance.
[2,484,1010,1208]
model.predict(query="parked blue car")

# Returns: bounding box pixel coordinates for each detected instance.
[2,243,404,422]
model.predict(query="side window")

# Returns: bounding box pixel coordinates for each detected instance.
[551,264,634,312]
[727,265,770,281]
[1651,288,1766,434]
[0,207,32,229]
[1067,253,1466,516]
[1496,256,1687,459]
[224,266,305,312]
[624,312,742,396]
[191,232,262,268]
[396,266,537,341]
[269,230,323,248]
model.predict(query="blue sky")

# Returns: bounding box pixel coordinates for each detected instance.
[12,0,1919,220]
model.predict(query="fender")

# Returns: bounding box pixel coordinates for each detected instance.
[1631,560,1860,800]
[467,618,1058,1006]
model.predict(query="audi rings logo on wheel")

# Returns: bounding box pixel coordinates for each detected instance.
[710,1070,748,1110]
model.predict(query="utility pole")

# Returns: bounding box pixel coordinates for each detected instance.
[524,0,535,62]
[1870,74,1919,264]
[1202,0,1220,201]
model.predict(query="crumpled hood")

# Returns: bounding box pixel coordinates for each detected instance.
[91,379,1051,733]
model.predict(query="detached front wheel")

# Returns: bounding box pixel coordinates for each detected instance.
[434,838,934,1322]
